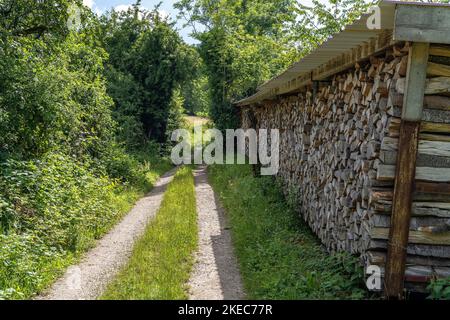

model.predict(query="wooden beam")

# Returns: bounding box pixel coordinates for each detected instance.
[384,42,429,299]
[378,165,450,183]
[312,32,395,82]
[394,4,450,45]
[427,62,450,77]
[401,43,430,121]
[415,181,450,195]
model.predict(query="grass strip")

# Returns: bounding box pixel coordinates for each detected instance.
[101,166,197,300]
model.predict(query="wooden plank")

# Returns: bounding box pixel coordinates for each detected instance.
[382,150,450,168]
[390,94,450,111]
[388,109,450,124]
[424,95,450,111]
[374,202,450,219]
[385,41,430,300]
[419,134,450,143]
[367,251,450,267]
[394,4,450,44]
[378,165,450,182]
[415,181,450,195]
[429,55,450,67]
[428,62,450,77]
[396,77,450,96]
[401,43,430,121]
[369,240,450,258]
[373,228,450,246]
[384,121,421,298]
[371,183,450,198]
[373,214,450,232]
[388,117,450,134]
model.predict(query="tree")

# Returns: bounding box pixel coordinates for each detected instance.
[175,0,372,130]
[179,46,211,116]
[101,3,194,146]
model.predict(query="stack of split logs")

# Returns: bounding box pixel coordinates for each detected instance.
[241,42,450,292]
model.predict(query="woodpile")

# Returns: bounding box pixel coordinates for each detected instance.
[241,43,450,292]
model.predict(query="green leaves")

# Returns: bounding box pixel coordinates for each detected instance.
[0,3,115,159]
[0,1,177,299]
[176,0,373,130]
[101,4,191,144]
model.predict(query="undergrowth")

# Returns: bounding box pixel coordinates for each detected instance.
[0,150,171,299]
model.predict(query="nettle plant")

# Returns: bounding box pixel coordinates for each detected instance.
[428,277,450,300]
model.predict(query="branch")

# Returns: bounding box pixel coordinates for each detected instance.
[12,25,48,37]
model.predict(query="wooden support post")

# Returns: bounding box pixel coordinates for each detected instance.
[384,42,430,299]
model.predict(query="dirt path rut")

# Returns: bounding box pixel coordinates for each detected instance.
[189,166,244,300]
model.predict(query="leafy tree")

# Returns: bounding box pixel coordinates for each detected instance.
[175,0,299,129]
[179,46,211,116]
[0,0,72,41]
[101,3,194,145]
[0,0,115,159]
[175,0,372,130]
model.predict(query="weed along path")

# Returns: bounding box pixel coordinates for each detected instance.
[189,166,244,300]
[36,169,177,300]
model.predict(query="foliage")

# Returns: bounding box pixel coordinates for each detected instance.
[180,52,211,116]
[208,163,368,299]
[293,0,374,55]
[101,3,195,145]
[0,2,115,160]
[0,0,72,41]
[167,88,187,138]
[101,166,197,300]
[0,151,171,299]
[427,277,450,300]
[0,0,175,299]
[0,0,390,301]
[175,0,372,130]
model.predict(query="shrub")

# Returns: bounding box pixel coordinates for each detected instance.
[0,152,145,299]
[428,277,450,300]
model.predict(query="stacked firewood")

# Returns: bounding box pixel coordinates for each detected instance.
[241,43,450,291]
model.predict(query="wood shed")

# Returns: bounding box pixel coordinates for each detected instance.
[236,1,450,297]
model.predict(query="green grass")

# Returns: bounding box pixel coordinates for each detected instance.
[208,163,369,300]
[101,166,198,300]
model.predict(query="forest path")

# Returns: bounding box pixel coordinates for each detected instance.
[35,168,177,300]
[188,166,245,300]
